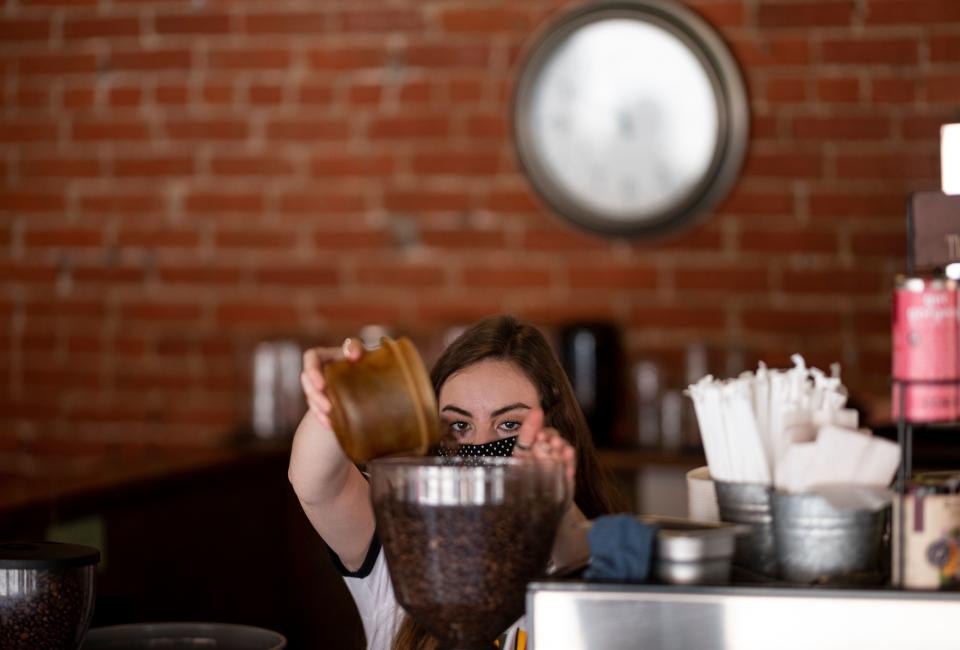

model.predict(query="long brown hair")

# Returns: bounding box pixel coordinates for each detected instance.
[392,315,624,650]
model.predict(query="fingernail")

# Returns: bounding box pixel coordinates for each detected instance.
[341,338,352,356]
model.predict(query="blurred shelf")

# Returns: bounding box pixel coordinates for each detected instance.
[596,447,704,471]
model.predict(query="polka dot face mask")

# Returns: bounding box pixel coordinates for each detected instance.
[437,435,518,458]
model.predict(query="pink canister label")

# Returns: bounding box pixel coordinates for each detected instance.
[892,276,959,422]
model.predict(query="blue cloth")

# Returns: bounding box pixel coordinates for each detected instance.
[583,514,658,582]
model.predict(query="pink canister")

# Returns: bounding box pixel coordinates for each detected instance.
[892,275,959,423]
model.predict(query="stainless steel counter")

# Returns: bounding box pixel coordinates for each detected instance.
[527,581,960,649]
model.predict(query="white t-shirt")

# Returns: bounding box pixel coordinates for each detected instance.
[331,538,526,650]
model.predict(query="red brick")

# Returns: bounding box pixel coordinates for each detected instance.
[383,190,471,213]
[80,192,165,214]
[21,157,100,178]
[0,19,51,41]
[821,38,918,65]
[108,86,142,107]
[114,156,193,177]
[866,1,960,24]
[313,231,392,249]
[901,115,956,140]
[809,191,906,217]
[27,300,105,319]
[308,47,386,70]
[419,230,506,249]
[717,190,794,216]
[742,309,844,333]
[644,227,725,252]
[448,79,484,103]
[399,81,432,104]
[0,192,65,212]
[216,229,297,249]
[184,192,264,215]
[208,49,291,70]
[369,116,449,139]
[568,264,658,289]
[816,77,860,102]
[265,119,349,141]
[687,1,745,27]
[931,36,960,63]
[117,229,199,248]
[411,151,500,175]
[463,267,550,288]
[782,270,886,294]
[310,154,394,177]
[200,83,235,105]
[155,13,230,34]
[18,54,98,75]
[766,77,807,103]
[249,84,284,105]
[63,87,94,108]
[792,117,890,140]
[73,265,146,284]
[850,231,907,256]
[520,228,608,251]
[348,83,382,105]
[210,155,294,177]
[743,152,822,178]
[752,115,780,140]
[758,1,855,27]
[483,189,540,213]
[356,264,444,287]
[110,49,192,71]
[406,45,491,68]
[122,302,203,321]
[927,76,960,103]
[676,268,769,291]
[63,17,140,39]
[338,9,423,32]
[0,120,58,143]
[217,302,300,325]
[729,38,810,66]
[317,303,402,325]
[440,8,530,32]
[853,310,891,335]
[73,119,150,141]
[14,86,50,108]
[298,83,335,104]
[0,263,57,282]
[739,230,836,253]
[160,266,242,284]
[871,78,917,103]
[155,84,188,105]
[254,266,338,286]
[243,12,327,34]
[467,115,507,139]
[835,152,940,179]
[279,192,366,215]
[628,306,726,330]
[166,119,248,141]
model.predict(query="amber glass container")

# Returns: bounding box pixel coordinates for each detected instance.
[323,337,440,463]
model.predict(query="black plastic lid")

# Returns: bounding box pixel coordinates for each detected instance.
[0,541,101,570]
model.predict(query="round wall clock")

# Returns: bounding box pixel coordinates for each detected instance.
[512,0,749,238]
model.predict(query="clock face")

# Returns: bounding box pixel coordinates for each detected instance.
[514,1,749,238]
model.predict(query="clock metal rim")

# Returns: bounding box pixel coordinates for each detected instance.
[512,0,750,239]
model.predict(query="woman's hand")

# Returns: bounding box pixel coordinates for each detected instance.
[300,337,364,431]
[513,408,576,499]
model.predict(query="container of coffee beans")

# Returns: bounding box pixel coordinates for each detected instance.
[324,336,440,463]
[0,541,100,650]
[370,456,568,649]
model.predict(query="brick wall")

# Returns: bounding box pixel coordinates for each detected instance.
[2,0,958,447]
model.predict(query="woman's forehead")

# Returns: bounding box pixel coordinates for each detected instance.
[438,359,539,412]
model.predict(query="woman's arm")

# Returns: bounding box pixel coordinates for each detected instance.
[288,340,375,572]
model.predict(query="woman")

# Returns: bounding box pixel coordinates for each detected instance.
[289,315,623,650]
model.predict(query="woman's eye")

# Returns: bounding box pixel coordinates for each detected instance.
[448,421,471,438]
[498,420,521,433]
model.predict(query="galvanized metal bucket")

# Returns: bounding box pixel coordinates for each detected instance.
[714,481,778,578]
[773,491,888,584]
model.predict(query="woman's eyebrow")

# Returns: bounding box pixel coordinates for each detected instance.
[440,405,472,417]
[490,402,531,418]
